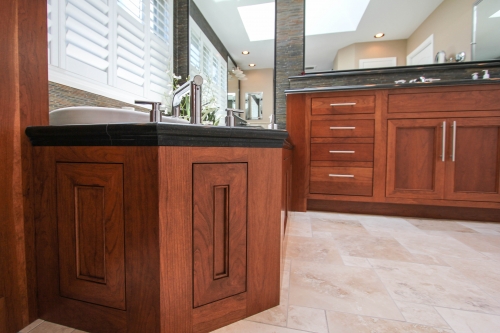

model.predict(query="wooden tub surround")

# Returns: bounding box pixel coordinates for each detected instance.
[26,124,287,333]
[286,83,500,222]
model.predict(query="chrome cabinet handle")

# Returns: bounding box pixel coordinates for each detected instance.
[330,103,356,106]
[441,121,446,162]
[451,121,457,162]
[330,127,356,130]
[329,151,355,154]
[329,174,354,178]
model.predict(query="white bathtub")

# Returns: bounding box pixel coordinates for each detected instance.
[49,106,189,125]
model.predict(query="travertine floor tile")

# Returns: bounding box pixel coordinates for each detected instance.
[370,259,500,315]
[246,285,289,327]
[407,218,477,233]
[391,232,486,259]
[359,216,424,234]
[341,256,371,268]
[28,321,75,333]
[440,256,500,301]
[19,319,44,333]
[286,220,313,237]
[285,236,343,264]
[311,219,371,237]
[436,307,500,333]
[329,233,421,263]
[456,221,500,235]
[395,301,450,328]
[287,306,328,333]
[447,232,500,253]
[325,310,454,333]
[213,320,305,332]
[289,260,404,320]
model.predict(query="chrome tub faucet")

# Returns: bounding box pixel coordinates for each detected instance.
[171,75,204,124]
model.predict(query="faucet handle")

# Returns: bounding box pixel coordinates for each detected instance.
[225,108,245,127]
[134,100,162,122]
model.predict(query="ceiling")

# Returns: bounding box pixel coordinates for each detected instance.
[193,0,444,71]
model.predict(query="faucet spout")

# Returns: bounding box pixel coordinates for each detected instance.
[171,75,204,124]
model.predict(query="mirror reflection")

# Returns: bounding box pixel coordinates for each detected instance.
[473,0,500,61]
[245,92,263,120]
[191,0,275,127]
[305,0,500,72]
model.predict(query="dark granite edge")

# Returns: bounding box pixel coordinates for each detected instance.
[285,78,500,94]
[288,61,500,80]
[25,123,288,148]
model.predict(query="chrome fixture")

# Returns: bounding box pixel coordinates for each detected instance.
[394,80,406,84]
[224,108,245,127]
[455,52,466,62]
[409,79,418,83]
[135,100,162,122]
[330,102,356,106]
[171,75,203,124]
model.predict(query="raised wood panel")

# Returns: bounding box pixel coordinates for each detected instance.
[388,89,500,113]
[311,143,374,162]
[35,148,127,333]
[386,119,445,199]
[192,293,247,333]
[57,163,125,310]
[193,163,247,308]
[445,118,500,202]
[310,167,373,196]
[312,95,375,115]
[311,120,374,138]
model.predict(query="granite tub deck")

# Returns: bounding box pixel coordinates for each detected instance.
[26,124,288,333]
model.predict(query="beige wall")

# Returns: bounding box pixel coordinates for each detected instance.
[333,44,355,70]
[334,40,407,70]
[407,0,475,62]
[239,68,274,127]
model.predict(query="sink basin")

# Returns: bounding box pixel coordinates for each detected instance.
[49,106,189,125]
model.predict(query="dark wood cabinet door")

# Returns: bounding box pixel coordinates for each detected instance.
[445,118,500,202]
[193,163,247,308]
[386,119,446,199]
[56,163,125,310]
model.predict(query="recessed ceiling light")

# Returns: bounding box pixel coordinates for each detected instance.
[242,51,250,55]
[249,63,256,67]
[374,33,385,38]
[305,0,370,36]
[238,2,275,41]
[490,9,500,18]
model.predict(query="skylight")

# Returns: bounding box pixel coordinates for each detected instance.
[490,9,500,18]
[306,0,370,36]
[238,2,275,41]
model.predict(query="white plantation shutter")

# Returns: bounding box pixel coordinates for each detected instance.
[48,0,172,102]
[116,8,146,93]
[190,33,201,74]
[64,0,110,83]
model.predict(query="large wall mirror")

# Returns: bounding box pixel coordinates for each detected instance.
[190,0,275,127]
[304,0,500,72]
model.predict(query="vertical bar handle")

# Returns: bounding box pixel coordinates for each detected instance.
[441,121,446,162]
[451,121,457,162]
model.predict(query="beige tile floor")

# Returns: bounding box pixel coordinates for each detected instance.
[20,212,500,333]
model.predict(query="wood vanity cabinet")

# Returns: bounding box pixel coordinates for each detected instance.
[32,145,282,333]
[287,84,500,219]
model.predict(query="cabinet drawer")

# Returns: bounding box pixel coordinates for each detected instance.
[312,95,375,115]
[388,89,500,113]
[311,120,374,138]
[311,143,374,162]
[310,167,373,196]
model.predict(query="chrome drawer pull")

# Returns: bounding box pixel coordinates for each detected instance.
[329,150,355,154]
[330,127,356,130]
[330,103,356,106]
[329,174,354,178]
[451,121,457,162]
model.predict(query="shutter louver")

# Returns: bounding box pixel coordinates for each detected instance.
[149,37,169,94]
[47,0,52,63]
[65,0,110,82]
[190,33,201,74]
[116,9,146,93]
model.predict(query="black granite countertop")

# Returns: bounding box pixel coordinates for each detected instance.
[25,123,288,148]
[285,78,500,94]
